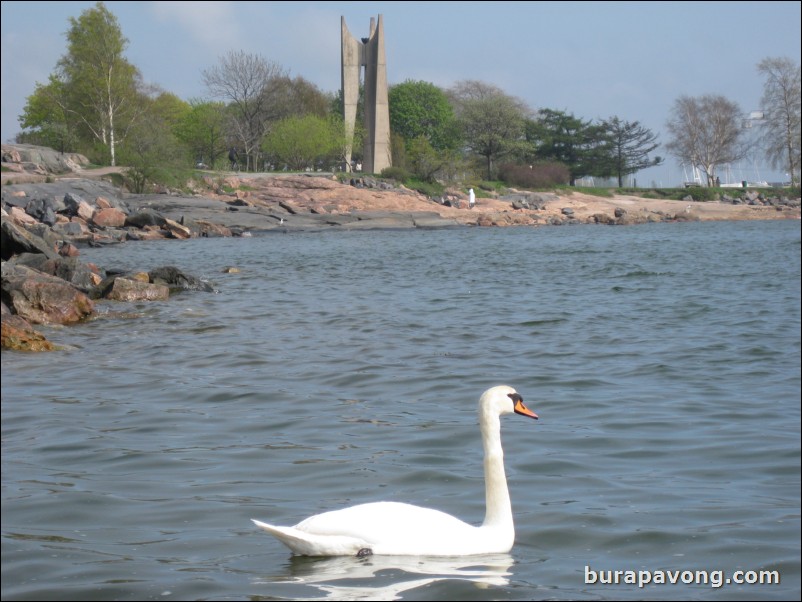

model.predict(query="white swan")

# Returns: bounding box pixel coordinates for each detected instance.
[251,385,538,556]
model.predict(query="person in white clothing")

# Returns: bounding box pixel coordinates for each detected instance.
[468,188,476,209]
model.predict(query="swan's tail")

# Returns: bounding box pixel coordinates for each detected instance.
[251,519,368,556]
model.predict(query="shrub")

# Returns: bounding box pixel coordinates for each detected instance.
[499,162,570,189]
[405,177,445,198]
[380,166,410,182]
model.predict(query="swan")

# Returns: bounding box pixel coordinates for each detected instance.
[251,385,538,556]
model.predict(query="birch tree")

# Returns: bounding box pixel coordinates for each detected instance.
[757,57,801,187]
[57,2,143,166]
[665,95,745,187]
[20,2,143,165]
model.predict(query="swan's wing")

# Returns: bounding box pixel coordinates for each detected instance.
[251,519,368,556]
[294,502,483,555]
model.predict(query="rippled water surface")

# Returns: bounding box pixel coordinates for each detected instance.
[2,221,800,600]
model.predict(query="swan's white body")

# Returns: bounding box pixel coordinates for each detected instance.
[252,385,538,556]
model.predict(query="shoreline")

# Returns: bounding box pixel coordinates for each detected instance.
[3,171,799,243]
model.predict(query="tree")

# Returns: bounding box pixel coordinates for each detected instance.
[601,117,663,187]
[263,115,342,171]
[203,50,287,170]
[117,95,184,193]
[174,100,228,168]
[389,80,457,150]
[526,109,610,186]
[17,78,79,153]
[405,135,463,182]
[665,95,746,187]
[268,76,332,119]
[449,80,531,179]
[56,1,144,165]
[757,57,801,187]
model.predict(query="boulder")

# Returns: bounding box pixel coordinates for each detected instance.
[1,218,58,260]
[7,206,38,226]
[1,312,57,351]
[149,266,215,293]
[102,277,169,301]
[163,218,192,239]
[92,207,127,228]
[25,197,58,226]
[1,263,94,324]
[63,192,96,221]
[125,208,167,229]
[1,143,89,174]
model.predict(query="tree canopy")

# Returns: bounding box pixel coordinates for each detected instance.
[263,114,344,171]
[665,94,746,186]
[389,80,457,151]
[202,50,288,170]
[526,109,610,185]
[449,80,531,180]
[20,1,144,165]
[601,117,663,187]
[757,57,801,186]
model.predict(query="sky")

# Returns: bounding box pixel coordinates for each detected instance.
[1,0,800,186]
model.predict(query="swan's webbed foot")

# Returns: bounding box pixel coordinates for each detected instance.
[356,547,373,557]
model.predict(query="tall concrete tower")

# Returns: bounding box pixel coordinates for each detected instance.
[341,15,392,174]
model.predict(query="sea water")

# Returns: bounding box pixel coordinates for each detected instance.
[2,220,800,600]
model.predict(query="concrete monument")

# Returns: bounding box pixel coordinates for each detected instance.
[341,15,392,174]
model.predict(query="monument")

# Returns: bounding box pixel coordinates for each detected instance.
[341,14,392,174]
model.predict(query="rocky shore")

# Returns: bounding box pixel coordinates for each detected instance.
[2,143,799,351]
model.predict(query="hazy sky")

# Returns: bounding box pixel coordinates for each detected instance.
[2,1,800,186]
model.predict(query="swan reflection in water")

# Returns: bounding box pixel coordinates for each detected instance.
[253,553,514,601]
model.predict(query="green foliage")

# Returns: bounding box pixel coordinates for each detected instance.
[525,109,610,185]
[174,100,228,167]
[263,114,342,170]
[499,162,570,189]
[477,181,505,193]
[601,116,663,187]
[558,186,613,198]
[406,136,445,182]
[18,2,145,166]
[404,177,445,198]
[59,1,144,165]
[274,76,333,119]
[619,187,726,201]
[117,103,185,192]
[385,135,470,186]
[380,166,411,182]
[451,80,530,180]
[389,80,458,151]
[18,78,80,153]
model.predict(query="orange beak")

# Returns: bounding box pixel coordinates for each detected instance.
[514,399,539,420]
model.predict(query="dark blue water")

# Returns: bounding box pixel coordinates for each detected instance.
[2,220,800,600]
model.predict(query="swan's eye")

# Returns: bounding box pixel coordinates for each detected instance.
[507,393,523,403]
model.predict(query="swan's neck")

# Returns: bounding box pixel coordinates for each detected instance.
[480,413,513,529]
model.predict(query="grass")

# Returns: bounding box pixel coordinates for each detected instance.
[558,185,614,198]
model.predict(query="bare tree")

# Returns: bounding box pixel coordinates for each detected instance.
[202,50,287,170]
[449,80,531,179]
[757,57,801,187]
[666,95,746,186]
